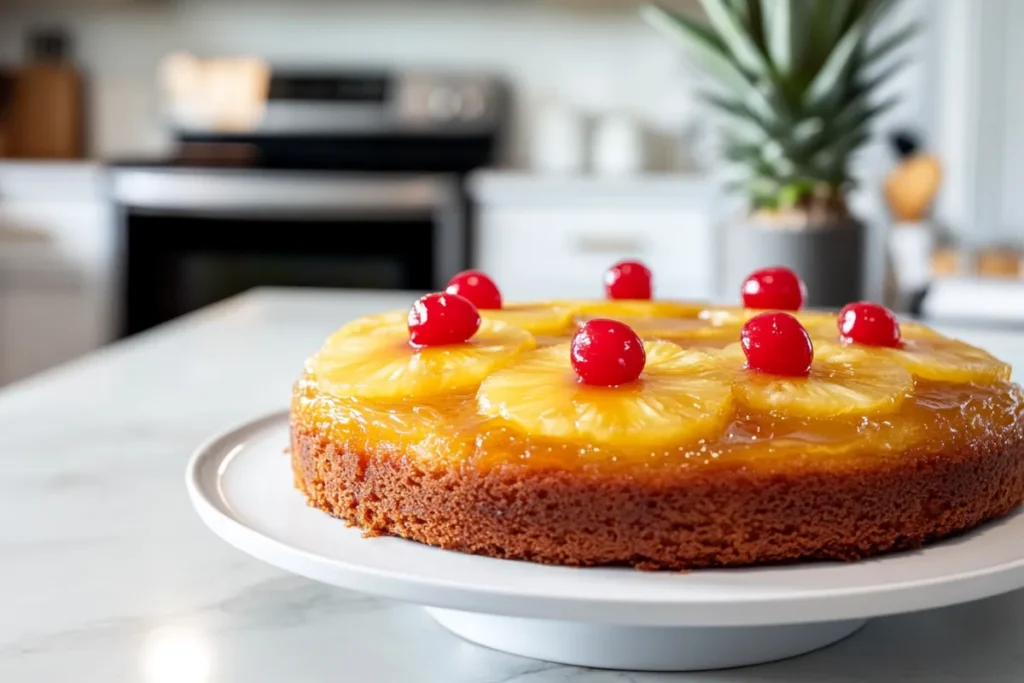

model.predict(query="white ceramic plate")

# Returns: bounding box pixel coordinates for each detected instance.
[188,411,1024,628]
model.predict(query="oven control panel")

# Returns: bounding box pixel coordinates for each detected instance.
[167,63,508,136]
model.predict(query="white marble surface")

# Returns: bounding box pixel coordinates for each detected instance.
[2,287,1023,683]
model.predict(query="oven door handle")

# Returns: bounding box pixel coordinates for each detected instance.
[110,169,458,215]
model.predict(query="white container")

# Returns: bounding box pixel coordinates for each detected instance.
[530,103,588,174]
[591,113,645,176]
[887,220,935,311]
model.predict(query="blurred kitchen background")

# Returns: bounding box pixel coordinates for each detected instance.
[0,0,1018,386]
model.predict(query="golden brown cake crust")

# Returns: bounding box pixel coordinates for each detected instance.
[290,416,1024,570]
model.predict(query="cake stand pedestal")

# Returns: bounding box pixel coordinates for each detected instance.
[187,412,1024,672]
[427,609,865,671]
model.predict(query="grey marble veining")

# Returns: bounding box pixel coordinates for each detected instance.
[1,287,1022,683]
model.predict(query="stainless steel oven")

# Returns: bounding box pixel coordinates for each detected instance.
[110,67,507,337]
[113,169,465,336]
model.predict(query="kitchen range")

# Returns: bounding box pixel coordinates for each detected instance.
[110,66,508,337]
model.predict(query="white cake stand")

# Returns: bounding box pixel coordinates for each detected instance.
[187,412,1024,672]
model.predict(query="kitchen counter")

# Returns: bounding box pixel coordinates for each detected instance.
[468,171,721,208]
[0,161,106,200]
[2,287,1024,683]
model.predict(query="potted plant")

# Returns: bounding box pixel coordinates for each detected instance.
[642,0,917,307]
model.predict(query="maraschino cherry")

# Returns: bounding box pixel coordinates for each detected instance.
[407,292,480,346]
[445,270,502,310]
[740,312,813,377]
[741,267,806,311]
[605,260,652,300]
[571,319,646,386]
[838,302,901,347]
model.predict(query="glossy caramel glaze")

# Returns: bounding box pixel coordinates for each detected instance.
[293,305,1023,476]
[293,374,1022,474]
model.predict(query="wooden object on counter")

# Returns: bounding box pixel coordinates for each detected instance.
[0,70,13,157]
[884,155,942,222]
[8,29,85,160]
[931,246,962,277]
[976,248,1022,279]
[884,131,942,223]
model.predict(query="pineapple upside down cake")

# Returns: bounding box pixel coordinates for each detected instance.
[290,263,1024,570]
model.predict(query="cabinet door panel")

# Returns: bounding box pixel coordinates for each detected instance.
[477,207,714,301]
[0,287,104,385]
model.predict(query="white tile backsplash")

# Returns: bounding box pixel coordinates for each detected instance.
[0,1,708,163]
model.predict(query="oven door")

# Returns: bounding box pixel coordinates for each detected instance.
[113,169,465,336]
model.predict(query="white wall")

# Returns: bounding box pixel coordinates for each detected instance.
[0,1,707,163]
[931,0,1024,246]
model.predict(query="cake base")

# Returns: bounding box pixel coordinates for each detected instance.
[427,608,866,671]
[291,419,1024,570]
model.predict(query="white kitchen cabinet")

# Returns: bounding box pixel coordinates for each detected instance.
[0,280,106,385]
[470,173,720,302]
[0,162,114,385]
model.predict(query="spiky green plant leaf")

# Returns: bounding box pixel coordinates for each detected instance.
[641,4,781,126]
[644,0,916,212]
[863,22,920,68]
[803,10,871,109]
[698,0,771,76]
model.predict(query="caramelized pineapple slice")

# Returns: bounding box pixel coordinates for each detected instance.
[884,334,1011,384]
[480,304,575,335]
[329,304,573,338]
[565,299,713,341]
[721,342,914,418]
[809,316,1011,385]
[557,299,705,319]
[313,320,534,400]
[477,341,733,447]
[328,310,406,340]
[704,306,837,330]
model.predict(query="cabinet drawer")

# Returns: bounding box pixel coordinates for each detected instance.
[477,207,714,301]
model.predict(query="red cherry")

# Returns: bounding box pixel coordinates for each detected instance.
[445,270,502,310]
[407,292,481,346]
[741,267,806,311]
[740,312,813,377]
[838,301,901,347]
[604,260,652,300]
[571,319,646,386]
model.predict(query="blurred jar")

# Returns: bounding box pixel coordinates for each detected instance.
[531,102,588,174]
[591,113,645,176]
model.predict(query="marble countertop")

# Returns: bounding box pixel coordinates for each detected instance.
[2,288,1023,683]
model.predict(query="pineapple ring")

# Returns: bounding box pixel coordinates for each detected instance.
[720,342,914,418]
[703,306,837,328]
[882,336,1011,385]
[328,304,574,339]
[328,309,407,341]
[699,305,748,326]
[477,341,734,448]
[567,300,712,341]
[806,315,947,343]
[556,299,705,319]
[807,320,1010,384]
[575,313,730,341]
[313,320,535,400]
[480,304,575,335]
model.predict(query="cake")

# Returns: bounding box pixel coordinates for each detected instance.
[290,263,1024,570]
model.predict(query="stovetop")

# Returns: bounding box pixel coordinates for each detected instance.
[110,133,502,173]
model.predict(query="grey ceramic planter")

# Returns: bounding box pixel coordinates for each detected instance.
[723,217,864,309]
